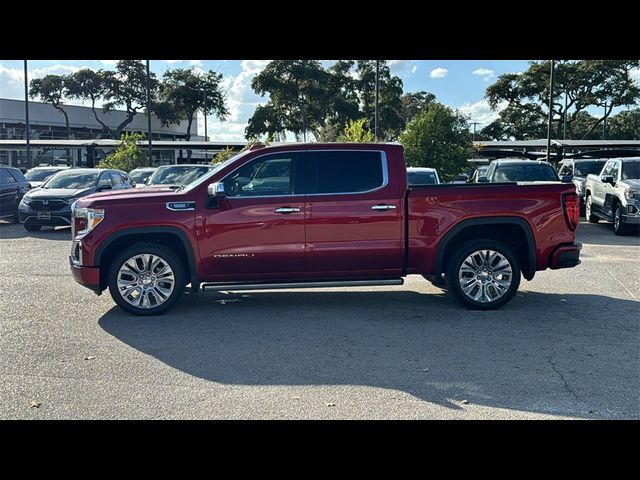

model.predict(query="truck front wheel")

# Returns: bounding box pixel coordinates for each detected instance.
[108,243,186,316]
[447,239,521,310]
[585,195,599,223]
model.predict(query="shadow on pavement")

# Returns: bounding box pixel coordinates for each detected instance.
[99,288,639,418]
[0,222,71,241]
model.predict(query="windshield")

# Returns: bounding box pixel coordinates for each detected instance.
[622,161,640,180]
[147,166,213,186]
[26,169,63,182]
[408,171,438,185]
[130,170,155,183]
[182,153,248,192]
[44,171,98,189]
[574,161,606,176]
[493,164,559,182]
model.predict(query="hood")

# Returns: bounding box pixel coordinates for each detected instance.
[26,187,95,199]
[620,179,640,190]
[79,186,181,205]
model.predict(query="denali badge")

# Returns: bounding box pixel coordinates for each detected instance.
[213,253,255,258]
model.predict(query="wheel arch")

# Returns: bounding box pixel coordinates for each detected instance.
[94,227,199,292]
[434,217,536,283]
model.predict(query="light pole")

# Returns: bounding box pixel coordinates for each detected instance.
[374,60,380,141]
[546,60,555,162]
[602,101,607,140]
[203,89,208,161]
[469,121,480,142]
[23,60,31,169]
[146,60,153,167]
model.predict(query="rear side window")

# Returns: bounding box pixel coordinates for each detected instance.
[307,151,384,194]
[0,169,15,183]
[110,171,124,185]
[9,168,27,182]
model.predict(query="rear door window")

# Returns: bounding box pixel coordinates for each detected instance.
[109,171,124,186]
[306,151,384,194]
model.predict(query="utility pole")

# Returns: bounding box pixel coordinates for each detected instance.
[374,60,380,141]
[602,102,607,140]
[23,60,32,169]
[203,89,208,161]
[469,121,480,142]
[146,60,153,167]
[563,89,568,140]
[546,60,555,162]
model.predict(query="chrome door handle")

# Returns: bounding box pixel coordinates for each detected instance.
[274,207,301,214]
[371,204,397,210]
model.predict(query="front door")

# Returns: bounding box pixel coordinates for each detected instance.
[198,152,306,281]
[304,150,404,277]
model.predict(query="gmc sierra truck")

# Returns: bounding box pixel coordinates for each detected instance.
[584,157,640,235]
[69,143,582,315]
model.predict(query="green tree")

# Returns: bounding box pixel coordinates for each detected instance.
[336,118,375,142]
[98,132,147,171]
[212,146,236,164]
[246,60,334,141]
[399,103,474,180]
[401,91,436,124]
[486,60,640,140]
[65,69,112,135]
[102,60,159,139]
[29,74,72,139]
[157,68,228,140]
[607,108,640,139]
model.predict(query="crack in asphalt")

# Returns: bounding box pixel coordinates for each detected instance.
[547,354,579,400]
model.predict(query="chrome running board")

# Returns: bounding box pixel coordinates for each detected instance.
[201,278,404,292]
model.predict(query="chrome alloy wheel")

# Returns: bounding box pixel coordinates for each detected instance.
[614,205,621,231]
[458,249,513,303]
[116,254,175,309]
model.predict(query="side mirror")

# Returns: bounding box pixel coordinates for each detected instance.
[98,184,113,191]
[477,176,489,183]
[601,174,615,186]
[208,182,226,197]
[144,177,150,185]
[561,175,573,183]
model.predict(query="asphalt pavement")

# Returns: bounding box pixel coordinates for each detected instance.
[0,219,638,419]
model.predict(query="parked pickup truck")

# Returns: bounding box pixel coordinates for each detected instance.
[584,157,640,235]
[69,143,582,315]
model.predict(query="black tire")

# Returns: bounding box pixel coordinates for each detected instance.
[613,203,630,236]
[447,239,521,310]
[24,224,42,231]
[585,195,599,223]
[108,243,186,316]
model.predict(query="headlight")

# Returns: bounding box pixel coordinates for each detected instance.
[624,188,640,200]
[21,195,32,205]
[72,205,105,234]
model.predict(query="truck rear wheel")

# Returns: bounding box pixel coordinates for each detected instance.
[108,243,186,316]
[447,239,521,310]
[585,195,599,223]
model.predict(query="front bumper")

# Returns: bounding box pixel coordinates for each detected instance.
[549,242,582,270]
[19,206,71,226]
[69,256,102,295]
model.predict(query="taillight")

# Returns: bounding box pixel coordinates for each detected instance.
[563,192,580,231]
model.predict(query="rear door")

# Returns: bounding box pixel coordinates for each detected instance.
[0,169,18,216]
[304,149,404,276]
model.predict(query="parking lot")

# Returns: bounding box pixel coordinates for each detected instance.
[0,220,638,419]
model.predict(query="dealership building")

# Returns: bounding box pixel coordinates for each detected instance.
[0,98,215,169]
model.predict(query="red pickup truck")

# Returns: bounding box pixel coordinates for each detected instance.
[69,143,582,315]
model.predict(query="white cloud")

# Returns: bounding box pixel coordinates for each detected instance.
[99,60,118,66]
[457,99,507,127]
[630,67,640,86]
[197,60,272,140]
[0,62,94,102]
[189,60,203,67]
[388,60,418,76]
[163,60,182,64]
[472,68,495,81]
[411,65,417,75]
[430,67,448,79]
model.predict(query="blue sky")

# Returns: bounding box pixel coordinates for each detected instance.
[2,59,635,141]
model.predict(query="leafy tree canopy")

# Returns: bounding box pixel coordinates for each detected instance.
[399,102,474,180]
[336,118,375,142]
[98,132,147,171]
